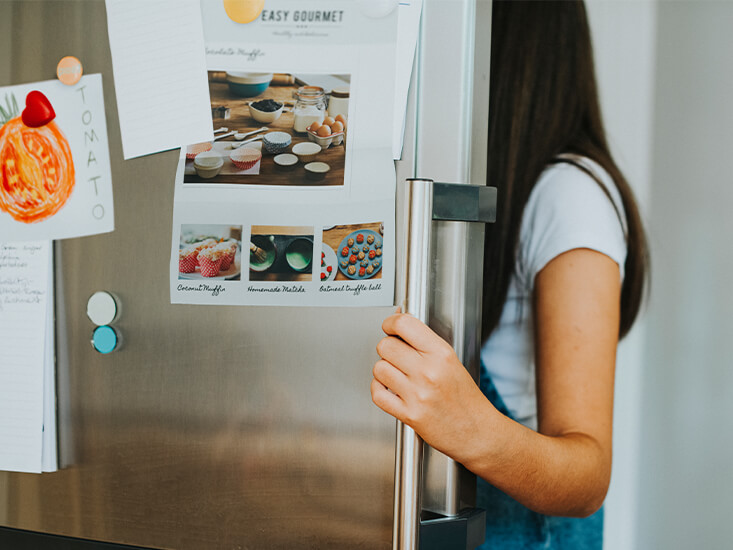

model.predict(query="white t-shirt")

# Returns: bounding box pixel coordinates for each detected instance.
[479,157,627,430]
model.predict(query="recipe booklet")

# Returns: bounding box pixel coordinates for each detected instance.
[169,0,398,307]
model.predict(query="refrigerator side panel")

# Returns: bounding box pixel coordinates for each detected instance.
[0,2,396,549]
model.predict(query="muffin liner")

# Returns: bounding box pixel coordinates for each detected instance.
[199,256,222,277]
[230,148,262,170]
[186,142,212,159]
[220,252,235,271]
[179,254,197,273]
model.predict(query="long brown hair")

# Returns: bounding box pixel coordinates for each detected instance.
[482,0,649,341]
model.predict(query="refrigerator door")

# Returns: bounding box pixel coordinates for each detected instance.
[418,0,492,521]
[0,1,489,549]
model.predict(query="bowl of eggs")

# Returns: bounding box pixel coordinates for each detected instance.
[306,115,346,149]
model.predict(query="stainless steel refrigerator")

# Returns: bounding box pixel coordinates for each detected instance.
[0,1,492,548]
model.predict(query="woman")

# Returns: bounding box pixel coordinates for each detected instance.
[371,1,649,547]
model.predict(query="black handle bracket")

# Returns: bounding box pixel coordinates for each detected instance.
[419,507,487,550]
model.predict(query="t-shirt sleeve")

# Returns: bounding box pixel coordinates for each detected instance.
[518,163,628,290]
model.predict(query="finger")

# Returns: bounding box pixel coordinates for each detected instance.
[382,313,443,353]
[376,336,421,374]
[372,359,410,397]
[371,377,408,421]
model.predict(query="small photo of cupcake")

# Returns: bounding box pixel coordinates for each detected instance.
[179,247,198,273]
[198,246,225,277]
[178,224,242,281]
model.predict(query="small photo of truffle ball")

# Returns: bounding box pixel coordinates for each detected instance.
[341,246,349,257]
[356,233,364,244]
[359,267,366,277]
[347,238,354,247]
[340,260,348,269]
[348,265,357,275]
[367,234,375,245]
[376,248,382,256]
[349,254,357,264]
[366,265,374,275]
[361,259,369,267]
[374,260,381,268]
[357,251,365,260]
[351,246,359,254]
[368,250,376,260]
[363,245,370,252]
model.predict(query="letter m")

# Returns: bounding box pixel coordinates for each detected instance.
[85,129,99,146]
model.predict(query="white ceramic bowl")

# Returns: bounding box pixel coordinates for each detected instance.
[193,151,223,178]
[248,102,284,123]
[304,162,331,181]
[273,153,298,170]
[292,142,322,163]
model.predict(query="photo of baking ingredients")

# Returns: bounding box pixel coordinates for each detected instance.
[178,224,242,280]
[250,225,315,282]
[322,222,384,281]
[183,71,349,187]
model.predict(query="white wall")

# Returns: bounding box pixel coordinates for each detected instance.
[585,2,657,549]
[637,2,733,547]
[590,2,733,548]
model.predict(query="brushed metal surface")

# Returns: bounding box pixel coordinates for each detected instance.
[416,0,492,518]
[0,2,396,548]
[393,179,434,550]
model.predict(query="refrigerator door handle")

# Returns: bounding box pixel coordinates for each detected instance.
[394,179,497,550]
[394,178,434,550]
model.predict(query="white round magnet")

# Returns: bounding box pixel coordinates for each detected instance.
[86,291,118,326]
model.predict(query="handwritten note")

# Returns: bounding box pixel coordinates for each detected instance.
[0,241,51,473]
[105,0,213,159]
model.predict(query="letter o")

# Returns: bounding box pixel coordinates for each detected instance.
[92,204,105,219]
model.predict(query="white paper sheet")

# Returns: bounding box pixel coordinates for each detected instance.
[41,250,57,472]
[0,241,51,473]
[0,75,114,242]
[393,0,422,160]
[105,0,214,159]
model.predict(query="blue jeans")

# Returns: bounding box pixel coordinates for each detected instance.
[476,367,604,549]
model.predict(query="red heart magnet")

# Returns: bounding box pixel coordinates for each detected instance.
[21,90,56,128]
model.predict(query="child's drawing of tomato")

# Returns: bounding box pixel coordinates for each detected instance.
[0,96,75,224]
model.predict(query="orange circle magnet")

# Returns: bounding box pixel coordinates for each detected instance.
[56,56,83,86]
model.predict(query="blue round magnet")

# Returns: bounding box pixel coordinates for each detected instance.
[92,325,118,354]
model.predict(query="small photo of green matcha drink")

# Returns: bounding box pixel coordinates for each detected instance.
[249,225,314,282]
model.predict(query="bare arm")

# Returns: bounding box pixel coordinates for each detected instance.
[371,248,620,517]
